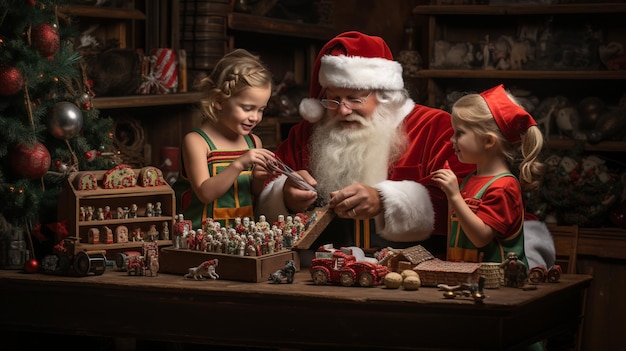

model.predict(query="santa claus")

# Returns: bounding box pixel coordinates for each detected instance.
[256,31,553,266]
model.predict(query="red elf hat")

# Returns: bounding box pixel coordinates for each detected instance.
[480,84,537,143]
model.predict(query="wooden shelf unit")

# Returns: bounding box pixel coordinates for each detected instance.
[413,3,626,233]
[57,169,175,257]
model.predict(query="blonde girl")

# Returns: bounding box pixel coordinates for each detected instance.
[432,84,544,265]
[174,49,276,229]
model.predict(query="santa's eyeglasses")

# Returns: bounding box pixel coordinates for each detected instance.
[319,91,373,110]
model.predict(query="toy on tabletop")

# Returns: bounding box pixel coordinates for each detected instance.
[126,255,146,276]
[173,214,192,249]
[115,250,142,271]
[42,236,107,277]
[383,270,421,291]
[268,259,297,284]
[438,277,486,303]
[143,241,159,277]
[184,259,219,280]
[528,265,562,284]
[310,244,389,287]
[499,252,528,288]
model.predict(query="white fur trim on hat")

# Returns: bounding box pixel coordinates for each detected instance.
[319,55,404,91]
[374,180,434,242]
[299,97,325,123]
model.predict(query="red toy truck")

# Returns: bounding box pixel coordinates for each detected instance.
[310,245,389,287]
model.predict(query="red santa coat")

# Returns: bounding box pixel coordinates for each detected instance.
[258,102,475,242]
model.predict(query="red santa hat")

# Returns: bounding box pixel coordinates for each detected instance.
[299,31,404,123]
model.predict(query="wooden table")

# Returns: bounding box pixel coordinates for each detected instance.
[0,269,591,351]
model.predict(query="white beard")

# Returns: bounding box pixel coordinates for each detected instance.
[309,105,407,204]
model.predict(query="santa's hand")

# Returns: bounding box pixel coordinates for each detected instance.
[329,183,382,219]
[284,170,317,213]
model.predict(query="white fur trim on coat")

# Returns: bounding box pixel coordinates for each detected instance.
[374,180,434,242]
[255,175,288,223]
[319,55,404,91]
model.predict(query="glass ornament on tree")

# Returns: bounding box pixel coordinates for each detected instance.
[48,101,84,140]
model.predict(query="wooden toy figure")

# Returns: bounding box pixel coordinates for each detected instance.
[268,260,296,284]
[161,221,170,240]
[116,225,129,243]
[146,202,154,217]
[154,201,162,216]
[500,252,528,288]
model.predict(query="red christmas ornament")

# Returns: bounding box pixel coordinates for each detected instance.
[0,64,24,96]
[10,142,51,179]
[26,0,36,6]
[31,23,60,57]
[85,150,95,161]
[24,258,39,273]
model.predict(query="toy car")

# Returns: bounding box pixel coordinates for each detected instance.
[310,245,389,287]
[528,265,562,284]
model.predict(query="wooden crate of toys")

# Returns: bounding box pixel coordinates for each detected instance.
[159,208,333,282]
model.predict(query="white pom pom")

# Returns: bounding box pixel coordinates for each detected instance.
[298,98,325,123]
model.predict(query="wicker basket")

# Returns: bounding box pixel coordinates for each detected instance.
[478,262,504,289]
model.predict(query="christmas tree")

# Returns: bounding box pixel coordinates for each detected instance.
[0,0,115,264]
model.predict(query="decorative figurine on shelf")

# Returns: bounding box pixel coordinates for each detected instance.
[117,207,125,219]
[129,203,138,218]
[116,225,129,243]
[161,221,170,240]
[146,224,159,241]
[268,259,297,284]
[154,201,162,217]
[500,252,528,288]
[184,259,219,280]
[102,226,113,244]
[146,202,154,217]
[103,206,113,220]
[97,207,105,221]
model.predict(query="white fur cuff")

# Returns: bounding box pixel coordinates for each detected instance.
[374,180,434,242]
[255,175,288,222]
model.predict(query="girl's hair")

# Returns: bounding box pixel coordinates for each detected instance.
[195,49,273,123]
[451,92,545,191]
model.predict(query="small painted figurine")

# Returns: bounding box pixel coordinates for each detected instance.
[129,203,138,218]
[103,205,113,220]
[146,202,154,217]
[184,259,219,280]
[161,221,170,240]
[268,259,297,284]
[500,252,528,288]
[154,201,162,216]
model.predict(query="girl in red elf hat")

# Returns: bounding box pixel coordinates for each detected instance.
[432,84,545,267]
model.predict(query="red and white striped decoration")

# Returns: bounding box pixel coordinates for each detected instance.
[151,48,178,90]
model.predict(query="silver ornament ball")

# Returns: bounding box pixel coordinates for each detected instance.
[49,101,83,139]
